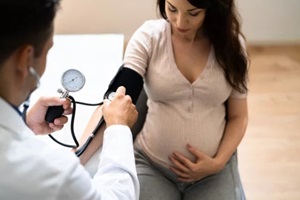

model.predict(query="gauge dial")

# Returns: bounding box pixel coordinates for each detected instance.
[61,69,85,92]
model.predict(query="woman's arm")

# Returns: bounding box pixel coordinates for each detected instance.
[78,21,154,165]
[168,97,248,182]
[214,97,248,168]
[76,105,106,165]
[77,87,143,165]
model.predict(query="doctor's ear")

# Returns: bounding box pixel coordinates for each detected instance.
[16,45,35,76]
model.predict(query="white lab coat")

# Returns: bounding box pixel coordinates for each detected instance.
[0,98,139,200]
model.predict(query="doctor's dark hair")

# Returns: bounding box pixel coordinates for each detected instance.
[157,0,248,93]
[0,0,61,65]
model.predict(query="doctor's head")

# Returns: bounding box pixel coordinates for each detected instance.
[0,0,61,106]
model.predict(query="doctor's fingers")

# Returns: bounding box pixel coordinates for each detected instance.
[102,97,136,126]
[48,123,64,133]
[103,94,130,111]
[53,115,69,125]
[116,101,138,128]
[38,96,71,108]
[126,104,138,128]
[115,86,126,95]
[62,107,73,115]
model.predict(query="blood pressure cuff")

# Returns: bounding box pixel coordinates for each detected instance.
[104,65,144,104]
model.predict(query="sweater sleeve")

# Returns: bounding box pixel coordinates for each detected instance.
[123,21,154,78]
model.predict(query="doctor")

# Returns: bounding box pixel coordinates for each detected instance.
[0,0,139,200]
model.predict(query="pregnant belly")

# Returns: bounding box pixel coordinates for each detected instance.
[135,117,224,167]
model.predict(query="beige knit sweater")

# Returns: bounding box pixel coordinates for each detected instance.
[123,19,247,167]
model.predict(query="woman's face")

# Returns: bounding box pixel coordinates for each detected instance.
[165,0,206,38]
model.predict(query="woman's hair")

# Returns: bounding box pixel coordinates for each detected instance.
[0,0,61,65]
[157,0,249,93]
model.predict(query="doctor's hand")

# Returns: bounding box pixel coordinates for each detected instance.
[169,144,225,183]
[27,96,72,135]
[102,86,138,128]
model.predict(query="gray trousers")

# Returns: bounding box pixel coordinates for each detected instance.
[135,149,246,200]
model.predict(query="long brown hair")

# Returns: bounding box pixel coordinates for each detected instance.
[157,0,249,93]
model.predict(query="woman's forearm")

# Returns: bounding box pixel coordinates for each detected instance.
[214,98,248,167]
[215,116,248,167]
[77,105,106,165]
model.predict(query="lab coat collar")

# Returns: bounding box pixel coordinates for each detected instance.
[0,98,32,139]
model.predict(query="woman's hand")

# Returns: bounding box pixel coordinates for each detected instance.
[169,144,225,183]
[26,96,72,135]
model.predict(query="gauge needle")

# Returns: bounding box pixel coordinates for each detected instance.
[67,77,78,83]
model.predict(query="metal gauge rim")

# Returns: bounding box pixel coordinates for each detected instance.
[61,69,85,92]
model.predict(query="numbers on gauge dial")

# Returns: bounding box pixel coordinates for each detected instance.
[61,69,85,92]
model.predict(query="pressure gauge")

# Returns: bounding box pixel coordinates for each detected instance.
[61,69,85,92]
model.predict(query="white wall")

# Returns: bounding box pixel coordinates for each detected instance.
[55,0,300,44]
[55,0,157,41]
[237,0,300,44]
